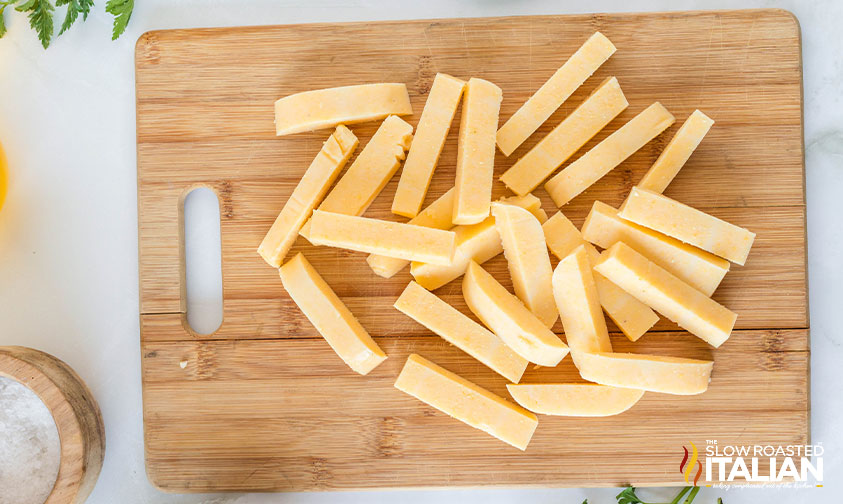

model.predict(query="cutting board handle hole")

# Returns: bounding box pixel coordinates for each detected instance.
[183,186,224,335]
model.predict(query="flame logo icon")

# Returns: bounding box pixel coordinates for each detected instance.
[679,441,702,486]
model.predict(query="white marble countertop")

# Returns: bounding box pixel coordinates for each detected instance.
[0,0,840,503]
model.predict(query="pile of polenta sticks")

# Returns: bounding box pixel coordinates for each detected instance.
[257,32,755,450]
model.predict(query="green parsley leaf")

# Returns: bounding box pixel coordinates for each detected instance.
[617,487,648,504]
[0,6,8,39]
[56,0,93,36]
[105,0,132,40]
[616,486,704,504]
[1,0,130,46]
[16,0,54,48]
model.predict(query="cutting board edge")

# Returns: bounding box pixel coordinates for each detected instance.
[132,7,801,52]
[135,9,809,492]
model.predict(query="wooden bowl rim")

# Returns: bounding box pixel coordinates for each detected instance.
[0,346,105,504]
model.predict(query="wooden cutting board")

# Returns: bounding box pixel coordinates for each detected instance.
[136,9,808,492]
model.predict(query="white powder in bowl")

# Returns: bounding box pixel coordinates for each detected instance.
[0,376,61,504]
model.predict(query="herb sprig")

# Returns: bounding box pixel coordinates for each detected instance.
[616,486,711,504]
[57,0,93,36]
[0,0,133,48]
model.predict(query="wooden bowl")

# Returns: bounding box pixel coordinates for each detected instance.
[0,346,105,504]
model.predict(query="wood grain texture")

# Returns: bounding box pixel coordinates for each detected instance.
[136,9,808,491]
[0,347,106,503]
[140,330,807,491]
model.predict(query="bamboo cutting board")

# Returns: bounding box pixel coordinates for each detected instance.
[136,9,808,492]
